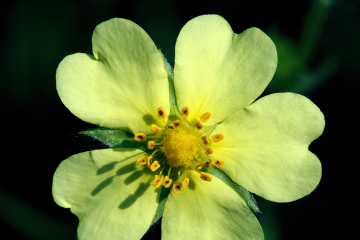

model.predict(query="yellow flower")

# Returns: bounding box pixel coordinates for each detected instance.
[52,15,324,240]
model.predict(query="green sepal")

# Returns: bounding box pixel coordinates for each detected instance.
[159,50,181,122]
[149,165,179,226]
[150,185,170,226]
[205,166,261,214]
[80,128,146,150]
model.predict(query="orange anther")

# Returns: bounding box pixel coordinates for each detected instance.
[211,133,224,143]
[203,161,211,168]
[146,156,153,168]
[136,155,147,165]
[182,106,190,118]
[182,177,189,188]
[153,175,164,188]
[200,172,212,182]
[157,106,167,119]
[173,120,181,127]
[201,136,210,144]
[151,124,162,134]
[195,165,203,172]
[204,147,213,154]
[150,161,160,172]
[200,112,212,123]
[212,158,225,168]
[134,133,146,141]
[195,122,203,130]
[162,176,172,188]
[173,181,182,194]
[147,141,155,149]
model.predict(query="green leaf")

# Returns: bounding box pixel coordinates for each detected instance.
[80,128,146,149]
[205,166,261,214]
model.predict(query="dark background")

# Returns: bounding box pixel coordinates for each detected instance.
[0,0,359,239]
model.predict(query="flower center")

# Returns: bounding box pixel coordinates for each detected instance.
[134,106,226,194]
[162,124,201,168]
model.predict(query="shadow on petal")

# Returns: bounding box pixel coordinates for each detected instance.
[124,170,143,185]
[118,182,150,209]
[188,175,197,190]
[96,151,143,175]
[116,162,137,176]
[91,177,114,196]
[96,161,119,175]
[142,114,157,126]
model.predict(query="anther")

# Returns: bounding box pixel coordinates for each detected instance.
[212,158,225,168]
[200,172,212,182]
[203,161,211,168]
[151,124,162,134]
[162,176,172,188]
[173,120,181,127]
[146,156,153,168]
[200,112,212,123]
[134,133,146,141]
[195,122,203,130]
[182,177,189,188]
[157,106,167,119]
[201,136,210,144]
[182,106,190,118]
[204,147,213,154]
[150,161,160,172]
[136,155,148,165]
[167,123,175,129]
[211,133,224,143]
[153,175,164,188]
[147,141,155,149]
[195,165,203,172]
[173,181,182,194]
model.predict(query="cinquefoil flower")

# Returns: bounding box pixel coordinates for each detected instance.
[52,15,324,240]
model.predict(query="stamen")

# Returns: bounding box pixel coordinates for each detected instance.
[136,155,147,165]
[150,149,160,157]
[182,177,189,188]
[201,136,210,144]
[200,112,212,123]
[182,106,190,118]
[212,158,225,168]
[204,147,213,154]
[134,133,146,141]
[203,161,211,168]
[157,106,167,119]
[211,133,224,143]
[195,122,203,130]
[195,165,203,172]
[173,120,181,127]
[167,123,175,129]
[173,181,182,194]
[150,161,160,172]
[151,124,162,134]
[146,156,153,168]
[147,141,155,149]
[167,166,173,177]
[153,175,164,188]
[200,172,212,182]
[162,176,173,188]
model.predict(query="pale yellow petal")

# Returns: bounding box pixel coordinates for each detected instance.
[52,148,158,240]
[211,93,324,202]
[162,171,263,239]
[174,15,277,125]
[57,18,169,134]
